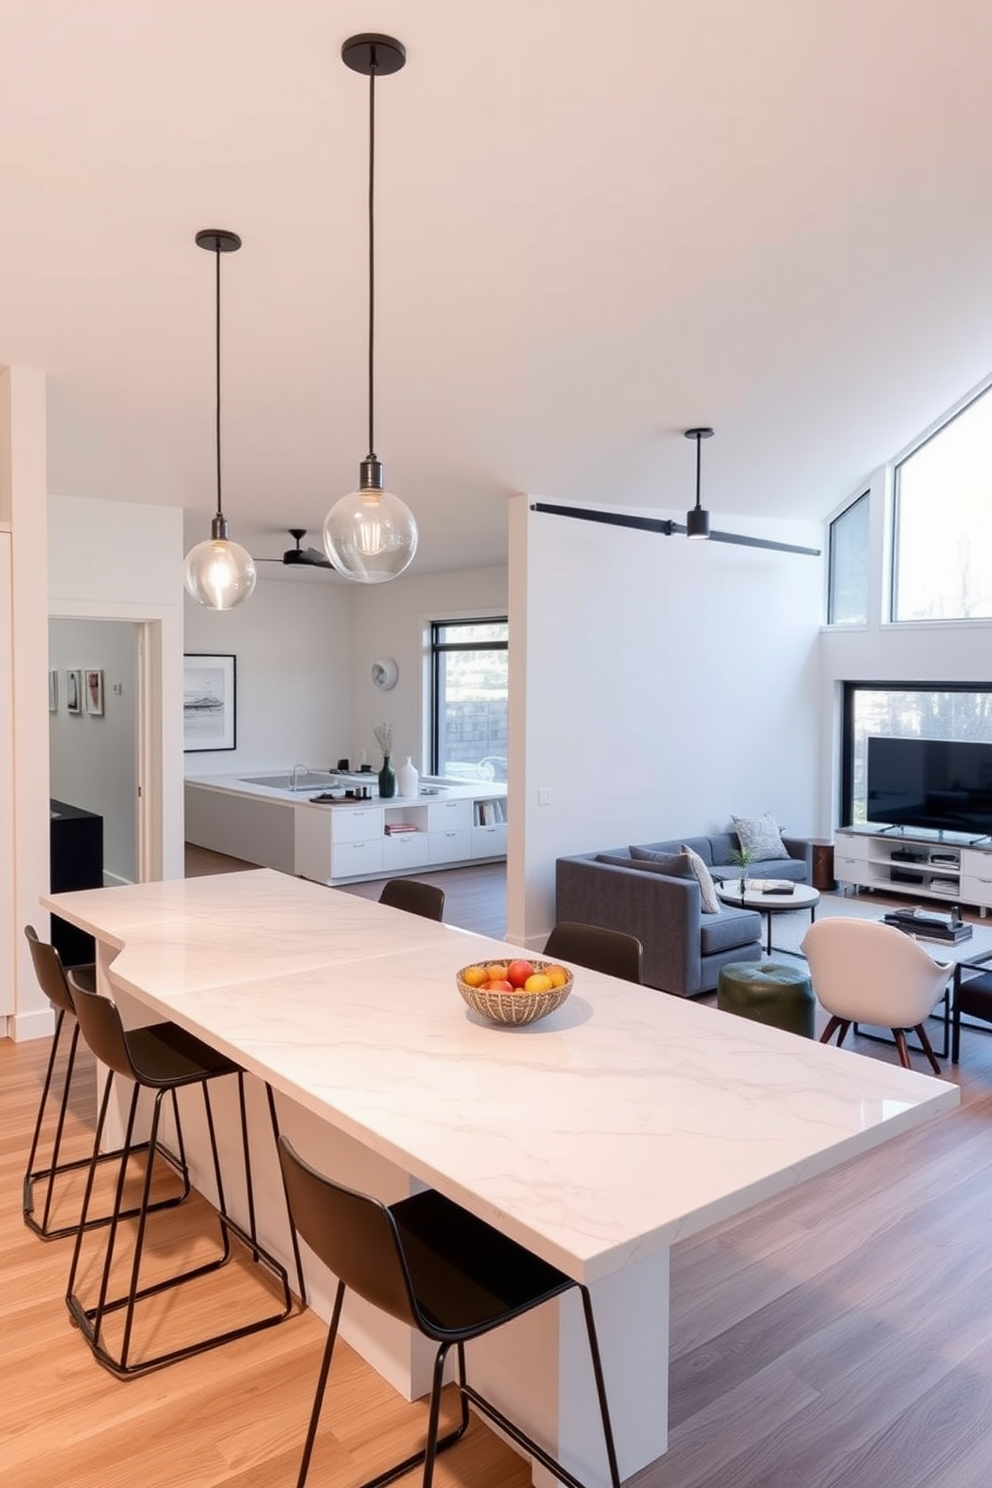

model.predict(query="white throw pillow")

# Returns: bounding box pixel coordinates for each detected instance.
[732,812,788,861]
[681,843,720,914]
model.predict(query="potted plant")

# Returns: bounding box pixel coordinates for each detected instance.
[728,845,756,896]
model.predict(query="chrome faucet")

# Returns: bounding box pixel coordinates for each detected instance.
[291,763,310,792]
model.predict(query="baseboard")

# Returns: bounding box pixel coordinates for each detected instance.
[9,1005,56,1042]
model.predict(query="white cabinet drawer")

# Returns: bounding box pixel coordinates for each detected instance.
[960,872,992,908]
[471,822,508,859]
[834,833,869,860]
[330,807,384,844]
[330,838,384,878]
[427,798,472,832]
[383,832,429,870]
[428,828,471,865]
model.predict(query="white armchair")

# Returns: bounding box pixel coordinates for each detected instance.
[801,918,952,1074]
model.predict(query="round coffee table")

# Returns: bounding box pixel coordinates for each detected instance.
[715,880,820,956]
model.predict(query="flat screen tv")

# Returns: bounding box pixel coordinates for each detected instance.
[866,736,992,837]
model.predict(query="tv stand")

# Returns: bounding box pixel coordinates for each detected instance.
[834,825,992,915]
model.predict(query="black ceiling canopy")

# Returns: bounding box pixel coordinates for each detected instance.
[258,529,334,569]
[530,429,821,557]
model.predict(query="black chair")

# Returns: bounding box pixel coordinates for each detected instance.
[951,962,992,1062]
[22,925,187,1241]
[64,972,296,1377]
[543,922,643,983]
[277,1136,622,1488]
[378,878,446,921]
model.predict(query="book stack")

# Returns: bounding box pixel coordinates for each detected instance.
[384,822,418,835]
[882,907,972,943]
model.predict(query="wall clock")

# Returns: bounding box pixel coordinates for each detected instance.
[371,658,398,691]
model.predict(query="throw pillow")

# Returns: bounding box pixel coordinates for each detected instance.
[732,812,788,861]
[681,843,720,913]
[628,846,695,878]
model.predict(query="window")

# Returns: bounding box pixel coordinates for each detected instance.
[893,384,992,621]
[430,618,508,780]
[827,492,869,624]
[841,684,992,825]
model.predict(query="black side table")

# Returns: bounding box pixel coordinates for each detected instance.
[50,800,104,967]
[951,954,992,1063]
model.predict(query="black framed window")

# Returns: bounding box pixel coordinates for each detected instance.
[827,492,869,624]
[430,618,508,780]
[841,682,992,825]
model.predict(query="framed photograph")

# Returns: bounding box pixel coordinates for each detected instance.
[48,670,58,713]
[66,669,82,715]
[85,669,104,716]
[184,653,236,752]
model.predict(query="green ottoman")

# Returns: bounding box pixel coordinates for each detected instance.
[717,961,815,1038]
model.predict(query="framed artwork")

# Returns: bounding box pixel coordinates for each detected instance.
[184,653,236,752]
[66,669,82,715]
[85,669,105,716]
[48,670,58,713]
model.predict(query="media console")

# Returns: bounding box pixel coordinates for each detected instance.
[834,825,992,914]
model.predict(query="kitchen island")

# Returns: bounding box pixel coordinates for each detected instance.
[185,773,508,882]
[43,870,957,1488]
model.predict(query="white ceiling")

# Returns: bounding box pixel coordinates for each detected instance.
[4,0,992,575]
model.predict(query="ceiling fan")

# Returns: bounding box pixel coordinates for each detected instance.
[531,428,821,557]
[258,529,334,570]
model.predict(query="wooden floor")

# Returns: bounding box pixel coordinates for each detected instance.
[6,861,992,1486]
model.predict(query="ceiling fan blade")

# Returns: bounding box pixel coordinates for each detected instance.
[300,547,334,567]
[708,528,821,556]
[529,502,676,536]
[530,502,820,556]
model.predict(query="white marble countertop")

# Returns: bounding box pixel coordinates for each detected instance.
[186,772,507,808]
[44,869,959,1283]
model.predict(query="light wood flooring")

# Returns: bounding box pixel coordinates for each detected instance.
[6,860,992,1486]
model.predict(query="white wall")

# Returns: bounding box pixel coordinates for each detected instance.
[348,566,509,777]
[508,495,825,948]
[182,572,354,776]
[49,618,138,884]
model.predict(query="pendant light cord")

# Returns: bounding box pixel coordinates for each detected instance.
[214,243,224,519]
[694,433,701,511]
[367,60,377,461]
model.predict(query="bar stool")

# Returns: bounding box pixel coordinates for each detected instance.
[22,925,188,1241]
[277,1135,622,1488]
[65,972,295,1377]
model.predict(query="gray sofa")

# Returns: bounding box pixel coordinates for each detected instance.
[554,832,811,998]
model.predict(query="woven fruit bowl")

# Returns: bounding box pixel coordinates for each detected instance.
[456,960,573,1026]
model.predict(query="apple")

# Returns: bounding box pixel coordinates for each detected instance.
[524,973,553,993]
[507,958,535,988]
[487,979,514,992]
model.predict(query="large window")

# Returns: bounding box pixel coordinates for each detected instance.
[430,618,508,780]
[893,384,992,621]
[842,684,992,824]
[827,492,869,624]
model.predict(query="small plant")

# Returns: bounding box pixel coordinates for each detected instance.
[372,722,393,759]
[729,845,756,893]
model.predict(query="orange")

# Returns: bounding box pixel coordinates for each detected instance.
[461,965,488,988]
[544,965,569,988]
[486,963,509,981]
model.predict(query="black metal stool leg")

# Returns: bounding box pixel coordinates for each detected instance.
[267,1082,308,1304]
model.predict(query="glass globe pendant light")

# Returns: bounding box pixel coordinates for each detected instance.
[323,34,418,583]
[183,229,257,609]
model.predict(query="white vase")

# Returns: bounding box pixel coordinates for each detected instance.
[397,756,419,797]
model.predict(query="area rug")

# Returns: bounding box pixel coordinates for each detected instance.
[768,890,992,963]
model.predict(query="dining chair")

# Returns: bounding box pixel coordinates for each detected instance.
[378,878,446,921]
[64,971,295,1376]
[543,922,643,983]
[801,918,951,1073]
[277,1134,621,1488]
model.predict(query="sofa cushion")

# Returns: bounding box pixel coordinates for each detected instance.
[681,843,720,913]
[733,812,789,860]
[628,846,695,878]
[700,908,763,956]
